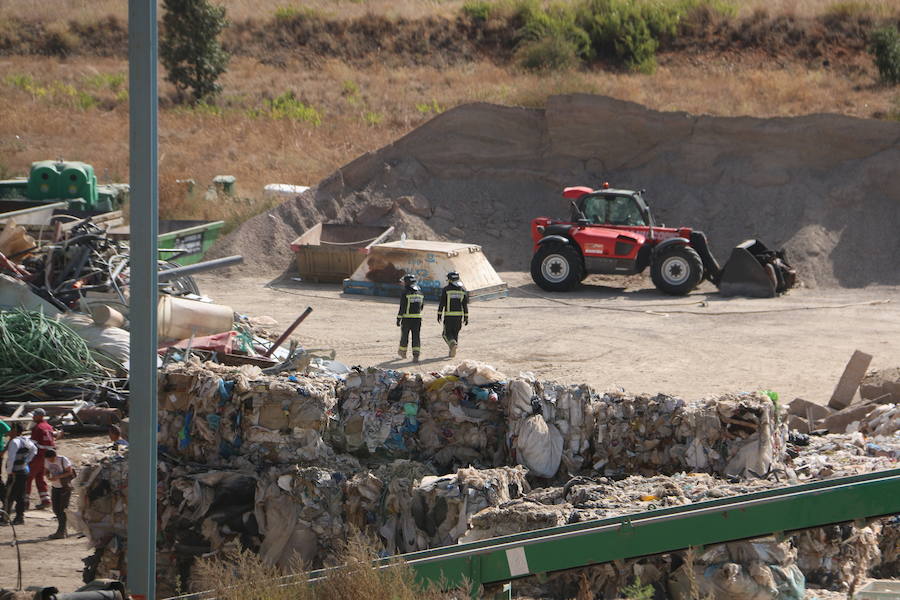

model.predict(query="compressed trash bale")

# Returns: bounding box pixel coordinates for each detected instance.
[591,392,786,478]
[158,361,339,465]
[874,517,900,578]
[255,465,348,569]
[418,364,507,470]
[410,466,529,550]
[70,448,129,583]
[668,540,805,600]
[794,522,883,591]
[343,459,436,555]
[505,379,596,479]
[334,368,424,457]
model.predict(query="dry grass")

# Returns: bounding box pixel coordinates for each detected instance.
[2,0,898,25]
[1,53,896,224]
[0,0,469,24]
[193,535,462,600]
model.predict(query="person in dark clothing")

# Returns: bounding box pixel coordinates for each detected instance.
[44,448,75,539]
[397,274,424,362]
[4,423,37,526]
[437,271,469,357]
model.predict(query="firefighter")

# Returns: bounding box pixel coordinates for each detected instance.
[397,274,424,362]
[437,271,468,357]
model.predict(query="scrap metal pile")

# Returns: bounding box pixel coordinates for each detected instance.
[71,360,899,598]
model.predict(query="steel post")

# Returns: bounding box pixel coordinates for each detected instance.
[127,0,158,596]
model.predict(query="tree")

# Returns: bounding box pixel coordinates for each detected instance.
[160,0,230,103]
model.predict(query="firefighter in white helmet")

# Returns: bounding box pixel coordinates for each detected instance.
[437,271,469,357]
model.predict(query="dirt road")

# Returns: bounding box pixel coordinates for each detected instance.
[198,272,900,404]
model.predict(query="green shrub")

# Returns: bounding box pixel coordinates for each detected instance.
[82,72,126,91]
[274,6,323,21]
[416,98,444,114]
[574,0,679,73]
[256,92,322,124]
[517,35,582,70]
[870,26,900,85]
[463,0,493,21]
[363,111,383,126]
[514,0,591,70]
[620,577,654,600]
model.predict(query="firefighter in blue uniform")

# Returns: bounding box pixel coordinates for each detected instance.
[437,271,469,357]
[397,274,424,362]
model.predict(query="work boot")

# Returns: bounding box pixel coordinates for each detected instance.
[449,342,457,358]
[398,348,407,359]
[35,502,51,511]
[11,516,24,526]
[412,352,420,363]
[49,529,67,540]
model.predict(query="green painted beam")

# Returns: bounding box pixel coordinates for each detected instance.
[405,469,900,590]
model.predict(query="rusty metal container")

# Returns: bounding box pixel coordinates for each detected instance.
[290,223,394,283]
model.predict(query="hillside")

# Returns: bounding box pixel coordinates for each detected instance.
[214,94,900,288]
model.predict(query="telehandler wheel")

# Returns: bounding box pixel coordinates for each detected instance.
[650,245,703,295]
[531,244,584,292]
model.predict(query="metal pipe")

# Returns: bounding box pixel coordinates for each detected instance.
[264,306,313,357]
[156,255,243,282]
[127,0,158,595]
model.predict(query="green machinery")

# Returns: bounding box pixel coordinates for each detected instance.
[168,468,900,599]
[0,160,123,212]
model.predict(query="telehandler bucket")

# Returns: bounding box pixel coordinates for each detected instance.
[718,239,781,298]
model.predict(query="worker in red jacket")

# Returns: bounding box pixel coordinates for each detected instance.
[26,408,60,510]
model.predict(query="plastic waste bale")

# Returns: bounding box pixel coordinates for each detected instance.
[418,364,507,470]
[343,459,436,555]
[591,392,786,479]
[794,521,884,591]
[157,361,339,465]
[334,368,424,457]
[254,464,349,570]
[667,540,805,600]
[69,448,129,584]
[410,465,529,550]
[505,379,596,478]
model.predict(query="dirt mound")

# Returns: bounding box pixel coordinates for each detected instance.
[213,94,900,288]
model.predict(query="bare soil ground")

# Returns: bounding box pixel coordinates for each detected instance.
[198,272,900,404]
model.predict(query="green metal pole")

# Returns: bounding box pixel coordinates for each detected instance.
[127,0,158,596]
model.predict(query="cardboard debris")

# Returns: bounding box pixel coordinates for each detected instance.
[823,402,877,434]
[787,397,831,422]
[591,392,785,479]
[860,367,900,405]
[828,350,873,410]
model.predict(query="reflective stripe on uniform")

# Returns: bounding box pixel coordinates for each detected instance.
[442,290,467,316]
[403,293,424,318]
